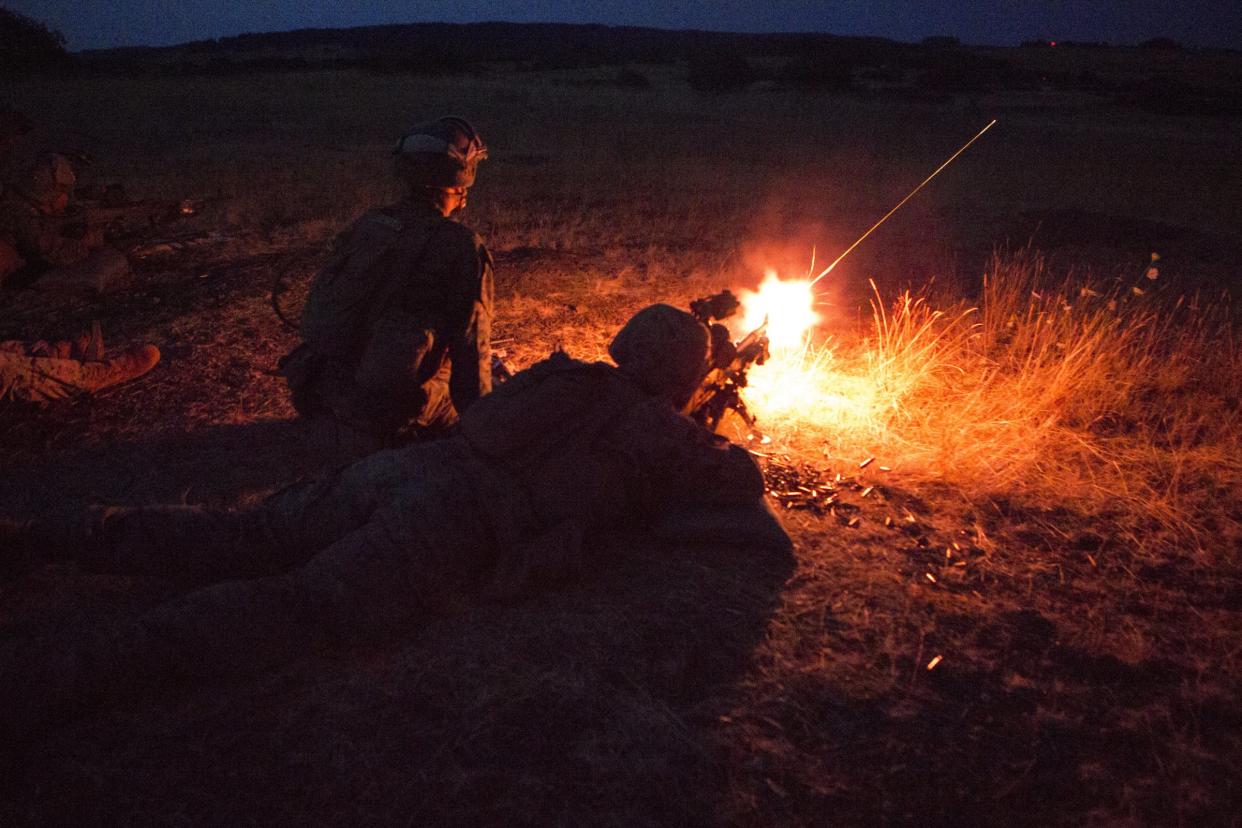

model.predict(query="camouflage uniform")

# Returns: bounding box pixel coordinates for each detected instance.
[0,337,160,404]
[282,117,493,451]
[0,153,106,287]
[0,307,788,732]
[283,197,493,444]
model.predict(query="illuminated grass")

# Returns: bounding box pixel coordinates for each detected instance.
[740,252,1241,551]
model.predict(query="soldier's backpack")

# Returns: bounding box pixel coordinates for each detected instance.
[298,211,437,361]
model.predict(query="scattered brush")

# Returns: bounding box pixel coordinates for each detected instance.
[744,251,1241,554]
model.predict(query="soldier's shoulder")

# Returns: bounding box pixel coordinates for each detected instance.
[351,207,406,234]
[362,210,406,233]
[429,219,490,267]
[505,353,604,385]
[530,351,596,372]
[331,208,404,248]
[431,215,484,244]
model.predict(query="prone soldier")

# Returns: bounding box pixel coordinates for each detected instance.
[0,304,790,736]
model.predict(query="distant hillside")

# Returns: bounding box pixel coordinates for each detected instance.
[78,21,901,73]
[62,20,1242,116]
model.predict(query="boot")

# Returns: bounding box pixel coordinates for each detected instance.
[69,320,104,361]
[79,344,161,392]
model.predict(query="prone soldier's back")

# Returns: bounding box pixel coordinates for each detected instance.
[460,352,764,530]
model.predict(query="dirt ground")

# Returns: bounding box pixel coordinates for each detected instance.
[2,63,1241,825]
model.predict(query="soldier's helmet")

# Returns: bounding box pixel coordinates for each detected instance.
[393,116,488,189]
[23,153,77,215]
[609,304,711,406]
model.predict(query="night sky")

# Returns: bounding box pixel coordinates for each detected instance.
[9,0,1242,51]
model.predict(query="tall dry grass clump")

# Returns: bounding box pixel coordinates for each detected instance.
[756,252,1240,550]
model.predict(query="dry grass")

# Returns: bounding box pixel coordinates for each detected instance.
[2,61,1241,826]
[742,251,1241,554]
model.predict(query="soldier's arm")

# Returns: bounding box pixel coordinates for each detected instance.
[447,235,493,413]
[618,399,794,551]
[606,400,790,552]
[609,398,766,507]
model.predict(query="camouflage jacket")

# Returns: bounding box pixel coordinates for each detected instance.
[297,197,493,423]
[459,352,766,529]
[0,195,102,273]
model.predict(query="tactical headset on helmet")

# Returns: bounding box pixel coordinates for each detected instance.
[393,116,488,189]
[609,304,711,406]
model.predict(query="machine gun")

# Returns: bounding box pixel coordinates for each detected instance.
[686,290,770,434]
[61,194,204,248]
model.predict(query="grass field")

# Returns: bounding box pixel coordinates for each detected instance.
[2,58,1241,825]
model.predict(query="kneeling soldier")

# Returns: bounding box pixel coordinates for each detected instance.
[281,117,493,456]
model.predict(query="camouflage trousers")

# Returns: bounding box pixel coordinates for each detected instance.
[0,440,533,734]
[0,343,119,403]
[282,346,458,463]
